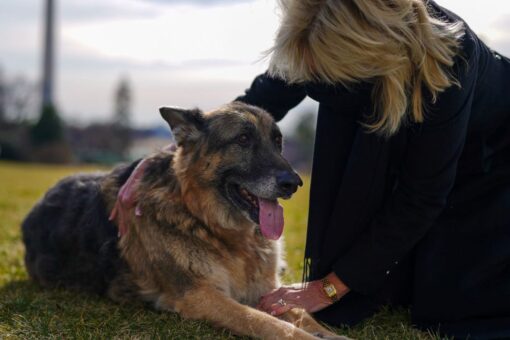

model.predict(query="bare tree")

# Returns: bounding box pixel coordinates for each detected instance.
[294,111,317,155]
[114,77,132,128]
[4,76,38,123]
[111,77,133,158]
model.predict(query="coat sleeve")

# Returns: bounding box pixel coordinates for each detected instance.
[332,40,480,295]
[235,72,307,121]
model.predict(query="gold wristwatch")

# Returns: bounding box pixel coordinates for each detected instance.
[321,278,339,302]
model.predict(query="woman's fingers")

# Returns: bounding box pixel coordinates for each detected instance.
[260,283,300,300]
[265,291,301,315]
[270,301,294,316]
[258,281,335,316]
[267,290,313,315]
[258,287,286,308]
[257,293,281,311]
[258,283,313,314]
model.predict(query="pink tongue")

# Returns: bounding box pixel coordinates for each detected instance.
[258,198,284,240]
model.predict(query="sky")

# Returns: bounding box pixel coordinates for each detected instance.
[1,0,509,130]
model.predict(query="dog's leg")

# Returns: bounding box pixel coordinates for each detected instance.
[280,308,352,340]
[164,286,320,340]
[106,270,142,304]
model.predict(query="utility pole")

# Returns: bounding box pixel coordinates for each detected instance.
[42,0,55,108]
[0,67,5,123]
[30,0,69,163]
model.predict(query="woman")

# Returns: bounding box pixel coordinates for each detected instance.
[236,0,510,338]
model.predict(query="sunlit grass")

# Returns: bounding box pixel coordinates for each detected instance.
[0,161,439,339]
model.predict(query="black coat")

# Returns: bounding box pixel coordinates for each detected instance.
[237,1,510,339]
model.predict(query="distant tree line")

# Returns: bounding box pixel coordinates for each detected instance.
[0,65,135,164]
[282,112,316,173]
[0,64,316,169]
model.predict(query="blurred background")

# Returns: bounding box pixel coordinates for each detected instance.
[0,0,509,169]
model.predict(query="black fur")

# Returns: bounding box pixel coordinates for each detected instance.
[21,162,138,294]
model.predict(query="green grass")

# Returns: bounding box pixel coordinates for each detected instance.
[0,161,440,339]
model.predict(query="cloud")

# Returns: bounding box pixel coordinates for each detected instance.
[139,0,255,6]
[0,0,161,27]
[61,1,279,67]
[59,43,248,72]
[0,0,40,25]
[492,38,510,57]
[484,14,510,56]
[492,14,510,30]
[61,0,161,23]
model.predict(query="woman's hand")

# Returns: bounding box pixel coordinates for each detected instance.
[257,273,350,316]
[257,281,332,316]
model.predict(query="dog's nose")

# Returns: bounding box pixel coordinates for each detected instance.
[276,171,303,195]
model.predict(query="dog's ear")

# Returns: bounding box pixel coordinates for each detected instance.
[159,107,205,146]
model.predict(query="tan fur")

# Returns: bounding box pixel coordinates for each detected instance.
[99,103,348,339]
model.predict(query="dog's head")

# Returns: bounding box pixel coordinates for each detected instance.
[160,102,302,240]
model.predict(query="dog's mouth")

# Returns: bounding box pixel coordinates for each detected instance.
[226,183,284,240]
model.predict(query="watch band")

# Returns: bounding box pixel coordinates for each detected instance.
[321,278,339,302]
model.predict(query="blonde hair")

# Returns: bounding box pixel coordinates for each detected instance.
[267,0,465,136]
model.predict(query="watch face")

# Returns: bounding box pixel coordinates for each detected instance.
[325,285,336,296]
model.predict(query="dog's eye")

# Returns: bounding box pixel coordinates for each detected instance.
[237,134,250,147]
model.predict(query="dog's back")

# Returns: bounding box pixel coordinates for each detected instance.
[21,161,139,293]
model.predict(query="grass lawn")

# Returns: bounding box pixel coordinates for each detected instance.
[0,161,440,339]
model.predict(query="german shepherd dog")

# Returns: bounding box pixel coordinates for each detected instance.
[22,102,347,339]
